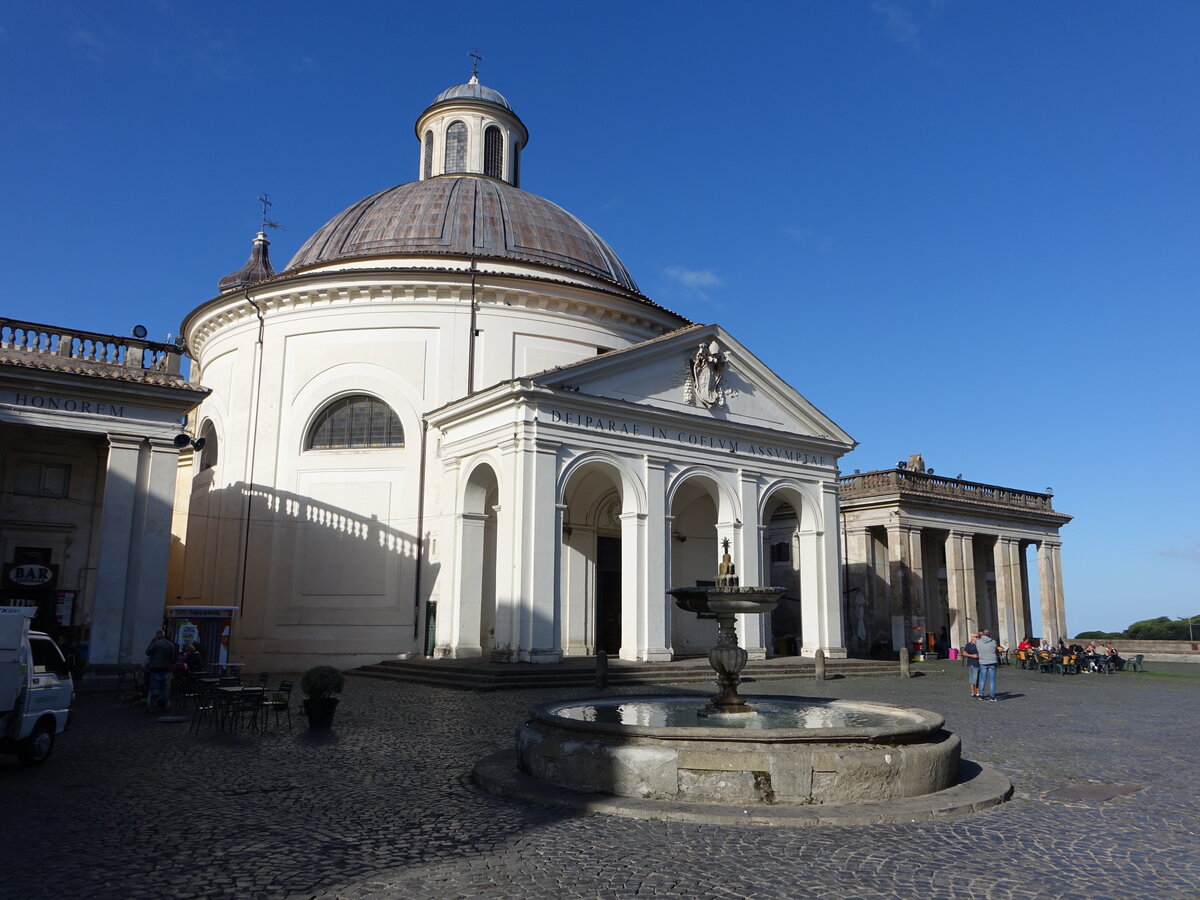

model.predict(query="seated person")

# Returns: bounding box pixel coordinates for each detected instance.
[183,643,204,672]
[1017,638,1032,651]
[1105,643,1125,671]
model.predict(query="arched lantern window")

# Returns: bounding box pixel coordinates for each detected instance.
[484,126,503,179]
[444,121,468,173]
[307,395,404,450]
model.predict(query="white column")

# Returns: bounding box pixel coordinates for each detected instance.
[88,436,178,667]
[518,441,562,663]
[733,472,766,660]
[817,481,846,657]
[641,457,671,661]
[450,511,488,658]
[508,441,559,667]
[490,440,520,659]
[619,510,646,661]
[89,436,143,666]
[560,515,592,657]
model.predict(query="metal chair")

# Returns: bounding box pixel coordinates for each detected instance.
[262,680,294,730]
[1127,653,1145,672]
[227,687,265,735]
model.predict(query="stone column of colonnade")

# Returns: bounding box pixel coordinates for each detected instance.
[88,435,181,666]
[1036,539,1067,642]
[885,523,923,654]
[992,536,1026,651]
[944,530,978,651]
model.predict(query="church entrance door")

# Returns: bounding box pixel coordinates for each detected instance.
[595,536,622,654]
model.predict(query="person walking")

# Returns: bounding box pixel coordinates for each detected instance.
[977,628,1000,701]
[963,632,981,698]
[144,630,176,711]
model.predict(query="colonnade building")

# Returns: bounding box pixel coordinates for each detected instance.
[0,321,206,666]
[839,456,1071,657]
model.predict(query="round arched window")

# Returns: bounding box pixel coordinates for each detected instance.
[307,395,404,450]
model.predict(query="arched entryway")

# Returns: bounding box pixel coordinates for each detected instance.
[762,496,802,655]
[453,461,499,657]
[667,470,740,657]
[559,454,643,659]
[760,482,827,657]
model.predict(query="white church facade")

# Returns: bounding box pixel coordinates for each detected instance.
[173,75,857,671]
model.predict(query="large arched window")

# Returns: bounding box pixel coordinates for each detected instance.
[307,395,404,450]
[444,121,467,173]
[423,130,434,179]
[484,126,503,179]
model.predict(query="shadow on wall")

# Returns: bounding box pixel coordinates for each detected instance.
[181,480,440,668]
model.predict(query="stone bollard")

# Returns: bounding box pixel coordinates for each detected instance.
[899,647,911,678]
[814,648,826,681]
[595,649,608,689]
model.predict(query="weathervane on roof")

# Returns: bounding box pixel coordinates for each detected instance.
[469,49,483,80]
[258,193,285,232]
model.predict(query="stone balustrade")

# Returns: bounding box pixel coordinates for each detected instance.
[0,318,183,376]
[838,469,1056,512]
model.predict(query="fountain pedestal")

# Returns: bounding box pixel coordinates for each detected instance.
[668,540,784,715]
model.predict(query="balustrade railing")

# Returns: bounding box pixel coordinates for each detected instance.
[838,469,1056,511]
[0,318,182,376]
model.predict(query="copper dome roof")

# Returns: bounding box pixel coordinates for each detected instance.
[284,176,639,292]
[431,80,512,110]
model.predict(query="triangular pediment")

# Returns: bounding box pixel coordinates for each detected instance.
[529,324,854,446]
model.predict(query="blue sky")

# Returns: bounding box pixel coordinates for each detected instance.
[2,1,1197,633]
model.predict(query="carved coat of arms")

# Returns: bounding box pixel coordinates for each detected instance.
[685,340,731,409]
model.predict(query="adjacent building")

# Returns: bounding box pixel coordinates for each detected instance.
[839,455,1071,656]
[0,321,206,667]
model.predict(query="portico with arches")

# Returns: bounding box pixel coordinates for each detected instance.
[428,325,855,664]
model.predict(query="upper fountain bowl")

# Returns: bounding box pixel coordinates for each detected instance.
[668,585,786,616]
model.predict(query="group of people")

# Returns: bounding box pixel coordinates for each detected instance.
[1016,636,1126,672]
[144,631,205,710]
[961,628,1001,701]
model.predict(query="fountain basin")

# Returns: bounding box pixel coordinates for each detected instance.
[516,695,960,806]
[668,585,785,616]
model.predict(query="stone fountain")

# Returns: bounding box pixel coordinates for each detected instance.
[666,538,785,716]
[474,544,1012,824]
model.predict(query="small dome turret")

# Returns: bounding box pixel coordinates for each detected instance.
[415,73,528,187]
[218,231,276,293]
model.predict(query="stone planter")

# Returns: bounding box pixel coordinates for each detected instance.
[303,697,339,729]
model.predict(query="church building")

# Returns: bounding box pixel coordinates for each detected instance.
[174,74,857,671]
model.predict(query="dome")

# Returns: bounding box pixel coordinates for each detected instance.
[431,80,512,111]
[284,175,639,292]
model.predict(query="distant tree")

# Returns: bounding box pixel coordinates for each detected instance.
[1075,614,1198,642]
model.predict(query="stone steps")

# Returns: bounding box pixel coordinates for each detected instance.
[348,658,901,691]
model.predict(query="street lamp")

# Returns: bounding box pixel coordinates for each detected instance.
[1177,616,1195,643]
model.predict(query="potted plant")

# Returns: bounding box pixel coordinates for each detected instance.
[301,665,344,729]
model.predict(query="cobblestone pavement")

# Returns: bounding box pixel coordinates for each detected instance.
[2,662,1197,900]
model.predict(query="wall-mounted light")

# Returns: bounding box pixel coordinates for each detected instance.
[673,532,687,543]
[173,432,207,452]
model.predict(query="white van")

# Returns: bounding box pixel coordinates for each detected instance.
[0,606,74,766]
